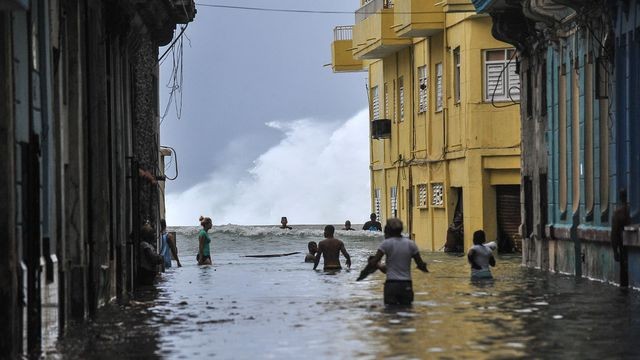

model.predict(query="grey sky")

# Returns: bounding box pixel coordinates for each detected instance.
[159,0,368,194]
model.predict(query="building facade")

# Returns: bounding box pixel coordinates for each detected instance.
[0,0,195,357]
[473,0,640,286]
[331,0,521,251]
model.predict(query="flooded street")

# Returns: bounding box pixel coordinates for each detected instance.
[56,226,640,359]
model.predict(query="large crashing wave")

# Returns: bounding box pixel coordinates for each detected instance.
[166,109,371,226]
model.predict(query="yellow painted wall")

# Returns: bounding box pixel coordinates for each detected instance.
[349,6,521,252]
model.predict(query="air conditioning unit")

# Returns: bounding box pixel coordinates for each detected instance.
[371,119,391,139]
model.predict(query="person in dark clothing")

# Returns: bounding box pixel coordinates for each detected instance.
[611,188,631,287]
[362,213,382,231]
[343,220,355,231]
[280,216,293,230]
[138,223,163,286]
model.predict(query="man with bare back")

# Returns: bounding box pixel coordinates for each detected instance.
[313,225,351,271]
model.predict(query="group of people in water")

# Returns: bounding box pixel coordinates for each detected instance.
[146,212,496,306]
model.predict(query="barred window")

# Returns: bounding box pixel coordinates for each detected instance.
[398,77,405,121]
[417,184,427,208]
[436,63,443,112]
[431,183,444,207]
[390,186,398,218]
[418,65,428,113]
[384,82,390,119]
[374,188,382,221]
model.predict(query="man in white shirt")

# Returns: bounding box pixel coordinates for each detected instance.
[367,218,428,305]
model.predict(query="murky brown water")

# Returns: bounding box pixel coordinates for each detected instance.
[55,225,640,359]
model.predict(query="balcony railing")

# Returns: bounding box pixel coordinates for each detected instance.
[333,25,353,41]
[355,0,394,23]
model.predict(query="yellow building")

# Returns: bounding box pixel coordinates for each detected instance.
[331,0,521,251]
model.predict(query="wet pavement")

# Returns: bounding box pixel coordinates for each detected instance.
[54,225,640,359]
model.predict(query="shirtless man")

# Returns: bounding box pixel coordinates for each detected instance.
[313,225,351,271]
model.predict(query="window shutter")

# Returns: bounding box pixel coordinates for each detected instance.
[418,66,427,113]
[486,63,505,100]
[372,86,380,120]
[436,63,443,111]
[507,62,520,100]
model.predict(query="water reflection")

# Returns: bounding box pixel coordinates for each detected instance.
[55,226,640,359]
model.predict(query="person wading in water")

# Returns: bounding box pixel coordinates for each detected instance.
[313,225,351,271]
[367,218,428,306]
[197,216,213,265]
[160,219,181,269]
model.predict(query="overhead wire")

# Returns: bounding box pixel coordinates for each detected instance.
[194,3,465,15]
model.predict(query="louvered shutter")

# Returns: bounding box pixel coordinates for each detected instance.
[486,63,505,100]
[507,62,520,100]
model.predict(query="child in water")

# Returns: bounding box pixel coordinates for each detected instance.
[467,230,496,279]
[305,241,318,263]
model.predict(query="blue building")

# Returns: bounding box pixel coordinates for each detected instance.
[472,0,640,286]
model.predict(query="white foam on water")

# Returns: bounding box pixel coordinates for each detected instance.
[166,109,370,226]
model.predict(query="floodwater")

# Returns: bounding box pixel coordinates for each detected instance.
[56,225,640,359]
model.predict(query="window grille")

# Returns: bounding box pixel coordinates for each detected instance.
[436,63,443,112]
[384,83,389,118]
[375,188,382,221]
[417,184,427,208]
[418,66,428,113]
[431,183,444,206]
[398,77,404,121]
[390,186,398,218]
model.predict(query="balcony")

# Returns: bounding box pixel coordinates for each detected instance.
[394,0,445,38]
[331,26,365,72]
[352,0,412,60]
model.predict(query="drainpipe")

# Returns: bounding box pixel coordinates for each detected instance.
[572,210,582,278]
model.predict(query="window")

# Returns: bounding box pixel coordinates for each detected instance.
[384,82,389,119]
[418,65,428,113]
[436,63,443,112]
[398,77,405,121]
[484,49,520,102]
[390,186,398,218]
[431,183,444,207]
[417,184,428,208]
[453,47,461,103]
[371,85,380,120]
[375,188,382,221]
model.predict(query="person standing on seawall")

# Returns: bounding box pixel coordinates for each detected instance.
[611,188,631,287]
[197,216,213,265]
[367,218,428,306]
[160,219,181,269]
[362,213,382,231]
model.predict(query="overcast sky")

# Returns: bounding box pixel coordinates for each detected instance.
[160,1,370,225]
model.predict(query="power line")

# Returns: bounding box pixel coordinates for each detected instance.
[194,3,452,15]
[195,3,352,14]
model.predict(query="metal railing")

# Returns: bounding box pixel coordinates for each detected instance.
[355,0,393,23]
[333,25,354,41]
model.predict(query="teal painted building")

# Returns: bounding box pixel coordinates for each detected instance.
[473,0,640,286]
